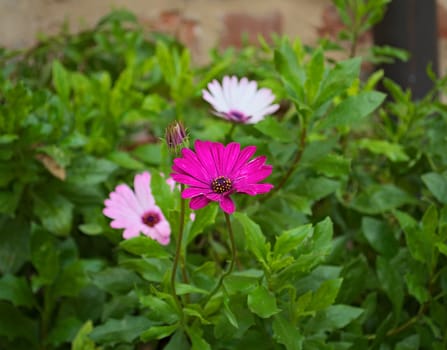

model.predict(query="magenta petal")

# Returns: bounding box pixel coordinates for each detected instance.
[194,140,219,178]
[237,183,273,195]
[190,195,211,210]
[219,196,235,214]
[182,187,208,199]
[229,145,257,174]
[223,142,241,175]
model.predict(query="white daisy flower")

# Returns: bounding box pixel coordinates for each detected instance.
[202,75,279,124]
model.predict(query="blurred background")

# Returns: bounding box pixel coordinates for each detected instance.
[1,0,446,96]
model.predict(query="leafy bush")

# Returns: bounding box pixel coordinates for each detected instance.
[0,2,446,350]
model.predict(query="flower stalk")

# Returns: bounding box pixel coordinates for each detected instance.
[170,184,186,322]
[205,212,236,301]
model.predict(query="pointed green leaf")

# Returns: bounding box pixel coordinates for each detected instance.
[248,285,281,318]
[272,314,303,350]
[422,172,447,204]
[318,91,385,129]
[234,212,267,262]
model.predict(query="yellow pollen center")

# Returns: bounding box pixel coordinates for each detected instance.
[211,176,232,194]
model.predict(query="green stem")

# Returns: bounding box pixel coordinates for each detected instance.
[225,123,237,143]
[205,212,236,302]
[170,184,186,323]
[261,125,307,201]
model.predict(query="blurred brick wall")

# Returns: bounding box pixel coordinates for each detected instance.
[1,0,447,72]
[0,0,330,63]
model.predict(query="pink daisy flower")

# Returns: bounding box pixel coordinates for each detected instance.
[103,172,171,245]
[202,75,279,124]
[171,140,274,214]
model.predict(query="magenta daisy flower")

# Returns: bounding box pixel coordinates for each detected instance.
[202,75,279,124]
[103,172,171,245]
[171,140,273,214]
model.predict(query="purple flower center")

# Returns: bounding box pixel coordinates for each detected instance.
[211,176,232,194]
[141,211,160,227]
[226,110,251,123]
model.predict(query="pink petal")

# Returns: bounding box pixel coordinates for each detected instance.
[122,226,141,239]
[236,183,273,195]
[190,195,211,210]
[182,187,210,199]
[171,172,210,189]
[222,142,241,175]
[219,196,235,214]
[194,140,219,178]
[115,184,144,215]
[229,145,257,174]
[134,172,155,209]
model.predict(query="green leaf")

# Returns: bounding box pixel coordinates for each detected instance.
[223,269,263,295]
[33,192,73,236]
[0,275,35,308]
[247,285,281,318]
[223,298,239,328]
[31,227,60,286]
[131,143,162,166]
[53,261,88,298]
[0,218,30,274]
[0,301,38,344]
[362,217,399,257]
[141,324,178,342]
[306,304,363,332]
[308,278,343,311]
[52,60,71,100]
[312,217,334,257]
[404,272,429,304]
[358,139,409,162]
[163,330,190,350]
[107,151,145,170]
[175,283,209,295]
[139,295,178,324]
[274,224,313,257]
[0,185,23,215]
[316,57,361,105]
[67,156,118,185]
[254,117,294,142]
[0,134,18,144]
[395,334,420,350]
[350,184,414,214]
[310,153,351,178]
[120,236,171,258]
[295,176,340,201]
[47,317,83,347]
[234,212,268,263]
[187,323,211,350]
[272,314,303,350]
[187,204,218,244]
[78,223,103,236]
[318,91,386,129]
[305,48,325,106]
[92,267,142,294]
[90,316,153,345]
[394,210,434,264]
[422,172,447,204]
[376,256,403,315]
[437,242,447,257]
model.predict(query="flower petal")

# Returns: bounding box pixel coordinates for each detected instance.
[189,195,211,210]
[219,196,235,214]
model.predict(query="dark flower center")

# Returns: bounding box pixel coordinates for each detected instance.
[226,110,251,123]
[141,211,160,227]
[212,176,232,194]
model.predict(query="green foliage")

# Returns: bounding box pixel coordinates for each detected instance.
[1,2,447,349]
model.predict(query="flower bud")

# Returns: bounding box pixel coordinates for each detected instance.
[165,121,188,154]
